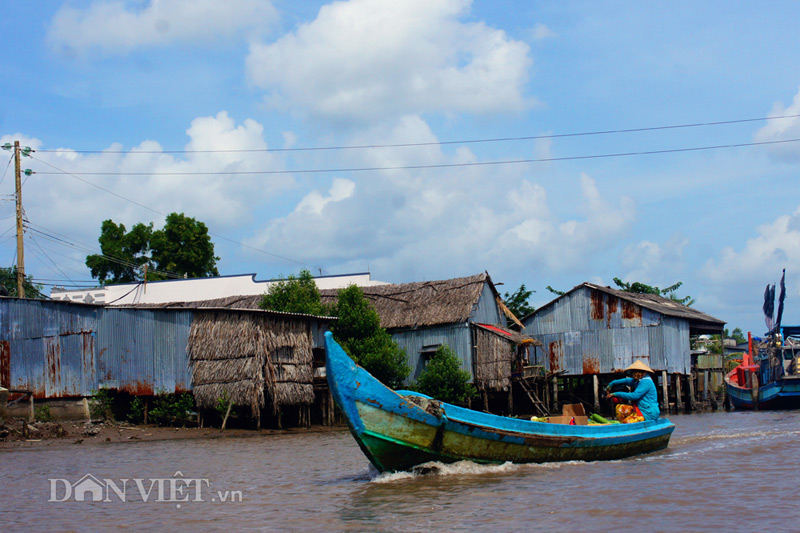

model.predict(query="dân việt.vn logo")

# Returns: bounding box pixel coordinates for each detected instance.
[48,471,243,507]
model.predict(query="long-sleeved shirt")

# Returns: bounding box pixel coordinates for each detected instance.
[608,375,660,421]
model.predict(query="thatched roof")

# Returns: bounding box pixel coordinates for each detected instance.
[187,310,315,419]
[320,273,495,329]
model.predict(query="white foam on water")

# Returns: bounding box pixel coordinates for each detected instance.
[369,458,595,483]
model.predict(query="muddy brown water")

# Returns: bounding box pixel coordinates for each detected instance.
[2,410,799,531]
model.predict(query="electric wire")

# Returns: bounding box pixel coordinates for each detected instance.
[31,137,800,176]
[25,223,184,280]
[27,235,77,286]
[26,157,323,271]
[0,154,13,189]
[31,113,800,154]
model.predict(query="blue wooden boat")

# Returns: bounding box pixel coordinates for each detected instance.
[725,331,800,410]
[325,332,675,473]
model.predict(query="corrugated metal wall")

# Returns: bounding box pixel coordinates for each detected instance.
[96,308,193,395]
[0,299,329,398]
[523,287,690,375]
[469,283,504,325]
[390,323,473,383]
[0,299,97,397]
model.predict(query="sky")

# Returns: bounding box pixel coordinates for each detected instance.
[1,0,800,335]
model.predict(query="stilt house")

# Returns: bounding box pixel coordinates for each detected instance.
[321,273,528,398]
[521,282,725,375]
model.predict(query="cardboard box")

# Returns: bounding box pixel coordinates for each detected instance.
[547,415,589,425]
[562,403,586,417]
[547,404,589,424]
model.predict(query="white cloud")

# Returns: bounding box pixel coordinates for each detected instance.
[501,173,636,270]
[245,115,636,281]
[47,0,277,56]
[702,206,800,284]
[619,234,689,283]
[296,178,355,215]
[531,23,557,41]
[754,87,800,161]
[246,0,532,122]
[2,112,293,245]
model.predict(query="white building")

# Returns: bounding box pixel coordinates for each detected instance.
[49,272,387,306]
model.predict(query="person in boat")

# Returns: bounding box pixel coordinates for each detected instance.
[605,360,660,423]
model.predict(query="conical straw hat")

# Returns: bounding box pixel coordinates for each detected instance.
[625,360,654,373]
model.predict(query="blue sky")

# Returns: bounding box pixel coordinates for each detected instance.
[2,0,800,335]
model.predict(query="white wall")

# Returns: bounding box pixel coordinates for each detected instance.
[50,272,387,305]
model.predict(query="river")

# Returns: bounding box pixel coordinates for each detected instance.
[2,410,799,531]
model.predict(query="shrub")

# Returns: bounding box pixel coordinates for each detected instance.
[35,404,54,422]
[414,345,477,404]
[331,285,410,389]
[90,389,115,420]
[127,397,146,423]
[148,393,195,426]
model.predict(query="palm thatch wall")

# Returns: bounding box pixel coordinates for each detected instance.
[188,310,315,419]
[473,326,515,391]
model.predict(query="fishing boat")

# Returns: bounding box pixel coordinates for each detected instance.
[325,332,675,473]
[725,330,800,410]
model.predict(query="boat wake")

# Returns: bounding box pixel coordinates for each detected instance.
[370,459,588,483]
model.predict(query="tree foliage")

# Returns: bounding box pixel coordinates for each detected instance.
[612,277,694,306]
[414,344,477,404]
[545,285,565,297]
[331,285,410,389]
[259,269,330,315]
[150,213,219,280]
[85,213,219,284]
[0,266,45,298]
[503,284,535,325]
[725,327,746,345]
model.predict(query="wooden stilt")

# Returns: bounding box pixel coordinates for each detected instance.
[661,370,669,411]
[703,371,709,403]
[551,376,559,413]
[592,375,600,413]
[507,387,513,417]
[482,389,489,412]
[688,372,696,410]
[675,374,683,411]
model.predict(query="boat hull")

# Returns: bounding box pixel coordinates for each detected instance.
[325,332,674,473]
[725,377,781,410]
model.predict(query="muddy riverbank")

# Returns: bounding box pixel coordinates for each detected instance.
[0,418,345,448]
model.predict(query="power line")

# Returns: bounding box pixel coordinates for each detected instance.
[31,137,800,176]
[25,223,184,280]
[27,157,323,271]
[31,113,800,154]
[0,154,13,188]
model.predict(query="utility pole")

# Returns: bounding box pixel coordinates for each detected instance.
[14,140,25,298]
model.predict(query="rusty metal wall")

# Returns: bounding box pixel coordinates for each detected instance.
[0,299,97,397]
[96,308,194,395]
[523,286,691,375]
[0,299,333,398]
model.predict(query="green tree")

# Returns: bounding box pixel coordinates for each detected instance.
[729,327,746,344]
[86,213,219,284]
[612,277,694,306]
[86,220,154,283]
[503,284,535,325]
[150,213,219,279]
[414,344,477,404]
[331,285,410,389]
[0,266,45,298]
[259,269,330,315]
